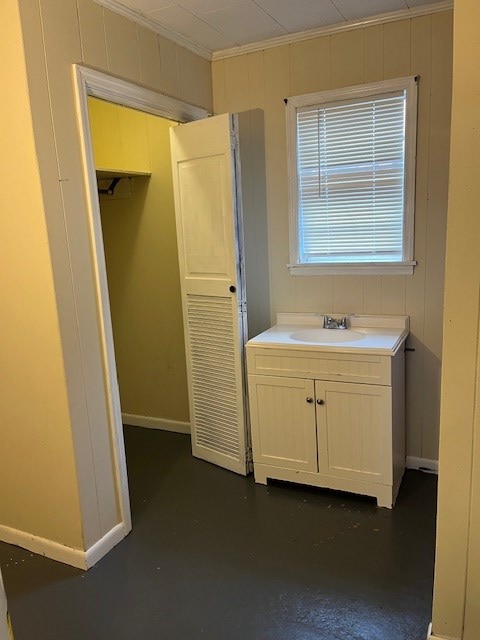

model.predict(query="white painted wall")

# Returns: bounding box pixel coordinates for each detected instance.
[212,11,453,463]
[431,1,480,638]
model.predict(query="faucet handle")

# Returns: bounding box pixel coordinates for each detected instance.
[339,316,348,329]
[323,315,334,328]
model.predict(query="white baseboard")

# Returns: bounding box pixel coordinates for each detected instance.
[406,456,438,474]
[122,413,190,434]
[0,522,127,570]
[426,622,459,639]
[85,523,126,568]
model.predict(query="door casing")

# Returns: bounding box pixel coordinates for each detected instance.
[73,64,209,544]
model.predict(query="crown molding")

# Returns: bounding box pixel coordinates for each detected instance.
[94,0,212,60]
[212,0,453,61]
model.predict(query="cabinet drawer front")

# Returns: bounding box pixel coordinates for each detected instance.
[247,347,391,385]
[248,375,318,472]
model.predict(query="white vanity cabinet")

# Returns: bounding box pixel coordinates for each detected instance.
[246,332,406,508]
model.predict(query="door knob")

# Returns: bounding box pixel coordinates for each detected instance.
[306,397,313,403]
[316,399,325,405]
[229,285,236,293]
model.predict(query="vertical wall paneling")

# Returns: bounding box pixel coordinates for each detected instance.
[264,45,295,317]
[405,15,431,456]
[1,0,85,550]
[364,25,384,83]
[380,277,406,315]
[176,47,197,106]
[431,2,480,636]
[294,276,334,314]
[331,29,364,88]
[158,35,180,99]
[422,11,453,459]
[332,277,364,315]
[247,51,265,110]
[8,0,213,559]
[383,20,411,79]
[137,24,161,91]
[363,277,382,315]
[194,56,213,111]
[289,37,331,96]
[76,0,108,69]
[40,0,120,540]
[224,56,251,113]
[212,59,227,114]
[212,11,453,461]
[104,10,141,83]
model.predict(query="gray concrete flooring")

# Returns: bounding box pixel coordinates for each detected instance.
[0,426,437,640]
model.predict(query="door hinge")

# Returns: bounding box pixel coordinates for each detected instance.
[230,130,238,150]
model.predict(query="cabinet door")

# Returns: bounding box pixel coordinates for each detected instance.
[248,375,318,472]
[316,381,392,484]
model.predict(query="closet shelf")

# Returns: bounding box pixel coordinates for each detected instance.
[96,169,151,180]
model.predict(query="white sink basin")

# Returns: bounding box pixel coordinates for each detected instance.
[290,329,364,343]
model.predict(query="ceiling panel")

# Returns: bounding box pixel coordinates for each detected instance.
[406,0,443,6]
[332,0,407,21]
[255,0,344,33]
[126,0,177,12]
[105,0,450,54]
[202,3,288,44]
[149,4,237,48]
[178,0,248,13]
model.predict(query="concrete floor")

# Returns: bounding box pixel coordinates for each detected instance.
[1,426,437,640]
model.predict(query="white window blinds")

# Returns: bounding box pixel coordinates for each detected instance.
[296,91,407,264]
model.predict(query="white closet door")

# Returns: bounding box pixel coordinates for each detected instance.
[170,114,248,475]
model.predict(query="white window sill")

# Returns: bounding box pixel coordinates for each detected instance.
[288,262,417,276]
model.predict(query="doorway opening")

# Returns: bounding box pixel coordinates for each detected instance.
[74,65,209,534]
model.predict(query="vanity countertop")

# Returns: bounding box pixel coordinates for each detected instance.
[247,313,409,356]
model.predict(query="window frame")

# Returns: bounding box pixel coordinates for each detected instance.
[286,76,418,276]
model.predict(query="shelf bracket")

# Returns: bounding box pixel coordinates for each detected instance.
[98,177,121,196]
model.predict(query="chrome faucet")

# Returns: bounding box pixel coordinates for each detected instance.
[323,315,348,330]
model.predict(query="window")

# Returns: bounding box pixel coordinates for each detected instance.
[286,77,418,275]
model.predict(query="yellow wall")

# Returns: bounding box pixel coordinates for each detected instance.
[212,11,453,462]
[0,0,211,556]
[89,98,189,424]
[431,1,480,638]
[0,0,83,547]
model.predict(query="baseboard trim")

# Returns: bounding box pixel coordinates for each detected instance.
[85,523,126,568]
[0,522,127,570]
[426,621,459,639]
[122,413,190,434]
[406,456,438,474]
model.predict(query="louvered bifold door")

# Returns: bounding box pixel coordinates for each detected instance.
[170,114,249,475]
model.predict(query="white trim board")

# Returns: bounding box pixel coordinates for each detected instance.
[0,523,126,570]
[426,622,459,639]
[212,1,453,61]
[407,457,438,474]
[122,413,190,434]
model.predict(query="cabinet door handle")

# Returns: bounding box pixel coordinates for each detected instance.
[306,397,313,404]
[316,399,325,405]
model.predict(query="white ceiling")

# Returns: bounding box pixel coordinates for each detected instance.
[101,0,448,55]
